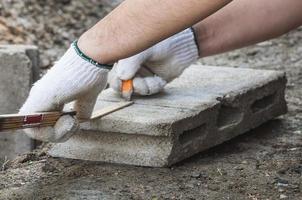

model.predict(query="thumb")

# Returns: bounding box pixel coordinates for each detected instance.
[116,51,149,80]
[73,81,107,120]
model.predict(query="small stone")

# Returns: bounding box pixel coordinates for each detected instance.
[257,41,273,46]
[275,177,289,185]
[42,163,57,173]
[208,184,220,191]
[279,194,288,199]
[234,166,244,170]
[241,160,248,164]
[277,183,289,187]
[41,57,51,68]
[191,172,201,178]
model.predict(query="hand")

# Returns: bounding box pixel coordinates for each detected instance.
[19,41,111,143]
[108,28,199,96]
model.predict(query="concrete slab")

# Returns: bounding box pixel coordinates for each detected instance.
[50,65,287,167]
[0,45,39,163]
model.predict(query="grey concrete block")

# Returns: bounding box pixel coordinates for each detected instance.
[0,45,39,162]
[50,65,287,167]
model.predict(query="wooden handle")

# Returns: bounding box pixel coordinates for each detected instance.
[0,111,76,132]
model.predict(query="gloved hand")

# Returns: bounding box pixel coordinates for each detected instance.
[108,28,199,96]
[19,41,111,143]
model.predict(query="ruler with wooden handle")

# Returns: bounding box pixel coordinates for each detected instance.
[0,111,76,132]
[0,101,133,132]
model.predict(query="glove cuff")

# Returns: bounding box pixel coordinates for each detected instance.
[72,40,113,70]
[170,28,199,67]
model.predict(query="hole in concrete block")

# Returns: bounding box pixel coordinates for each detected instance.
[179,124,207,146]
[251,93,276,113]
[217,106,243,129]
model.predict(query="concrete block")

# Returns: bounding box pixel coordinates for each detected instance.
[0,45,39,162]
[50,65,287,167]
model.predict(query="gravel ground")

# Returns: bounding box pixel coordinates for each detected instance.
[0,1,301,199]
[0,0,109,69]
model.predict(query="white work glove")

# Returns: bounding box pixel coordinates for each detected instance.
[108,28,199,96]
[19,41,111,143]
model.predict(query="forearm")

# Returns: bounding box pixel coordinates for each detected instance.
[194,0,302,57]
[78,0,231,63]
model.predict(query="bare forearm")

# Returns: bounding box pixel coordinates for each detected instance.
[194,0,302,57]
[78,0,231,63]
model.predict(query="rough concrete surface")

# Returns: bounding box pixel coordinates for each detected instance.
[49,65,287,167]
[0,45,39,163]
[0,27,301,200]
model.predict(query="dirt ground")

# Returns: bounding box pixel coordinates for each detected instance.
[0,0,109,69]
[0,1,301,200]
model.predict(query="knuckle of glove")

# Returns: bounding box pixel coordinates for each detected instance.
[133,76,167,96]
[144,76,166,95]
[133,77,149,95]
[116,53,148,80]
